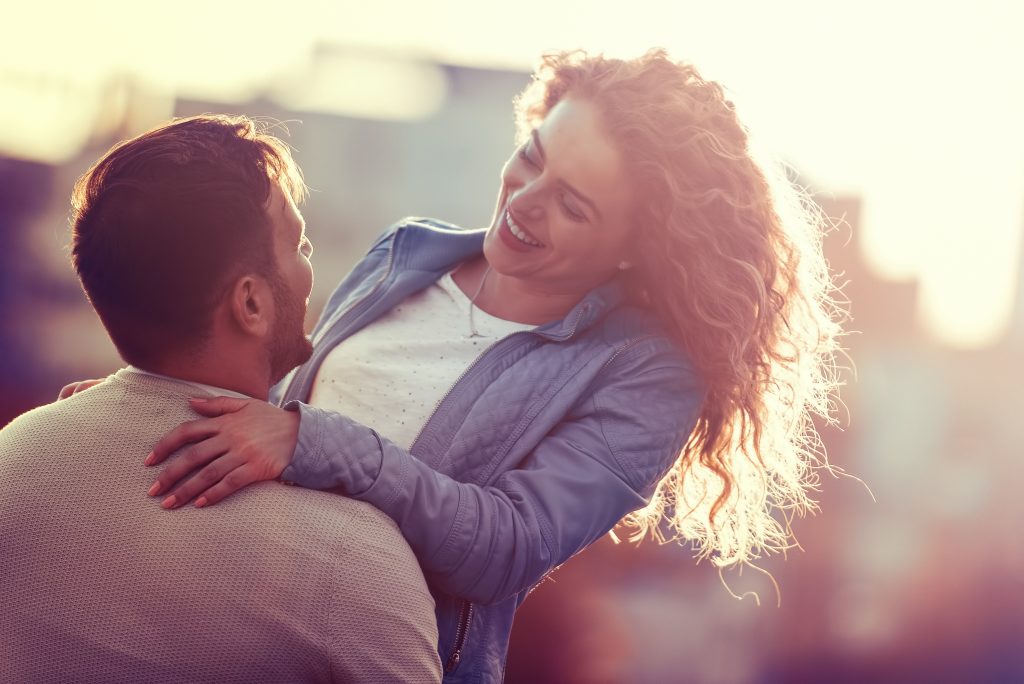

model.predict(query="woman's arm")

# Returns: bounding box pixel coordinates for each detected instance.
[146,344,702,604]
[282,345,702,604]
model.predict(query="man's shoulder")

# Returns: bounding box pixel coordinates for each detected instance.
[237,485,415,564]
[230,486,429,601]
[244,483,397,534]
[0,372,197,453]
[0,384,115,449]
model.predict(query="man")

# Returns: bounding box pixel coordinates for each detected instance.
[0,115,441,683]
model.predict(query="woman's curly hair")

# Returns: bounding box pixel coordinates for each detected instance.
[515,50,844,567]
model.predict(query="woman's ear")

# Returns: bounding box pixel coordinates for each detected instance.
[228,275,271,338]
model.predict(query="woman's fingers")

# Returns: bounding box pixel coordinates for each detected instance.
[146,418,221,466]
[57,382,78,400]
[148,436,229,499]
[146,399,299,509]
[156,450,240,509]
[188,396,251,418]
[190,465,263,509]
[57,379,103,400]
[147,397,253,465]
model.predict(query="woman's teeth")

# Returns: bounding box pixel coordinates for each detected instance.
[507,212,542,247]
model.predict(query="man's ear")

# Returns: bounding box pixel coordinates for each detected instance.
[228,275,272,338]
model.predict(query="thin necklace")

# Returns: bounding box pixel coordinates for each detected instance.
[467,265,491,339]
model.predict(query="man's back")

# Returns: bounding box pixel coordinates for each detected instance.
[0,369,440,683]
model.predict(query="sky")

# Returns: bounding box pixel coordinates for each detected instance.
[2,0,1022,348]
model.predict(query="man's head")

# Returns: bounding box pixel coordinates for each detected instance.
[70,115,314,386]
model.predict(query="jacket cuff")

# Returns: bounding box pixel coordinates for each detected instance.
[279,401,384,495]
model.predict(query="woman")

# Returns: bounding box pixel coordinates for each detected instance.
[145,50,841,681]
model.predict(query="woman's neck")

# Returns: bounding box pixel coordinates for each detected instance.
[451,258,583,326]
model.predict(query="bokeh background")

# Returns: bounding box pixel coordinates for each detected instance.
[2,1,1023,682]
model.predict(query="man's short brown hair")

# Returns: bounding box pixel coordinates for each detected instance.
[70,114,305,367]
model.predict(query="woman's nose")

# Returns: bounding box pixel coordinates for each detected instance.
[508,189,545,221]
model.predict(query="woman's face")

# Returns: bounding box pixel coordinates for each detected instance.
[483,97,636,297]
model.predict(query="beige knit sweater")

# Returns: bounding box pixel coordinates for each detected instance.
[0,369,441,683]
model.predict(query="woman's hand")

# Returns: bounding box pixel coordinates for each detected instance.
[146,397,300,509]
[58,379,103,399]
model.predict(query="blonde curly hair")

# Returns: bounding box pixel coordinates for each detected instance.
[515,50,844,568]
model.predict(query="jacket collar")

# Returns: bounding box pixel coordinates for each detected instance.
[390,219,488,273]
[532,280,627,340]
[389,219,628,341]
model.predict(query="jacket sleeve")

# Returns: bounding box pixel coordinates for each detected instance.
[281,343,703,605]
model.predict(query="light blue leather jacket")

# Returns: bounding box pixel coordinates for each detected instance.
[277,219,704,682]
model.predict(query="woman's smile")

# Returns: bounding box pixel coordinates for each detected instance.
[499,209,544,250]
[482,97,636,300]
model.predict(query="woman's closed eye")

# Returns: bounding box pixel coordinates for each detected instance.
[561,193,586,221]
[519,145,586,221]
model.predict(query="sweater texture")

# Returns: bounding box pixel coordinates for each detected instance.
[0,369,441,683]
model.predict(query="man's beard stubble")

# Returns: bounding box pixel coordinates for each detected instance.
[267,276,314,385]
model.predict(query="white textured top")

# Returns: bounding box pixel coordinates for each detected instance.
[310,272,533,449]
[0,369,441,683]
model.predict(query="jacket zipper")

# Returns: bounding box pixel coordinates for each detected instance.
[597,334,657,374]
[445,601,474,673]
[547,303,588,342]
[428,308,592,674]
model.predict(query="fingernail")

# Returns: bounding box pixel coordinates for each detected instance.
[161,495,178,509]
[189,397,208,404]
[148,482,161,496]
[144,453,155,466]
[195,497,207,508]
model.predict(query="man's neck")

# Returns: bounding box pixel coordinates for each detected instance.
[135,357,269,401]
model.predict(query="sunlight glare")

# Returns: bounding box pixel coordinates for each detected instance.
[2,0,1022,347]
